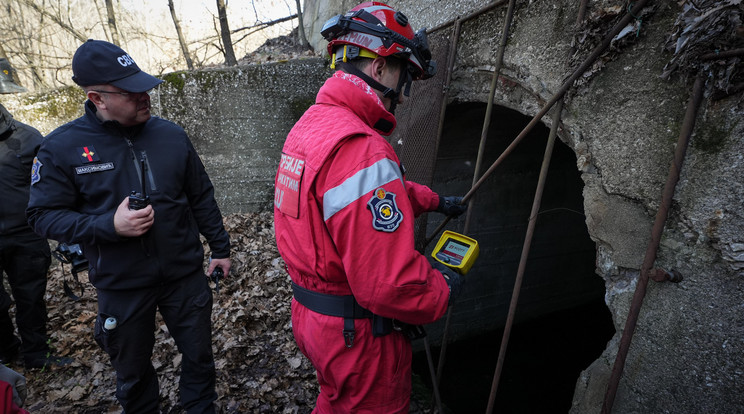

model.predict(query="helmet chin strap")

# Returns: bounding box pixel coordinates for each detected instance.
[339,61,412,115]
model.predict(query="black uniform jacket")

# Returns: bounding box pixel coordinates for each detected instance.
[1,120,43,235]
[27,100,230,290]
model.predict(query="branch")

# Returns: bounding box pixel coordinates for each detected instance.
[19,0,87,42]
[231,14,297,34]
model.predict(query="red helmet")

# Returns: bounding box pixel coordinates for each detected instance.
[321,2,436,80]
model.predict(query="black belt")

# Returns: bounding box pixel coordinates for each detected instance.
[291,282,373,319]
[292,282,392,347]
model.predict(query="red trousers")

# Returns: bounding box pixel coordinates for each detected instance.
[292,299,412,413]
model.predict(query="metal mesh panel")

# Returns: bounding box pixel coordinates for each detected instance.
[390,28,452,186]
[388,28,454,249]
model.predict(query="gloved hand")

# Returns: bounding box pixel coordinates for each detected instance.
[432,261,464,305]
[0,364,27,408]
[437,195,467,217]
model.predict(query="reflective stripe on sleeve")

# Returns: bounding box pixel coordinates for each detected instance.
[323,158,404,221]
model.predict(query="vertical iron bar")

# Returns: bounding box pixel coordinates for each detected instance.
[435,0,517,397]
[424,19,463,414]
[484,98,564,414]
[485,1,588,410]
[601,74,705,413]
[426,0,651,246]
[460,0,651,204]
[463,0,516,234]
[423,333,444,413]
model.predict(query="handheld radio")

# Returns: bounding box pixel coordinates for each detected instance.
[129,155,150,210]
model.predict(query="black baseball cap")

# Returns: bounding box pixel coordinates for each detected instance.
[72,39,163,93]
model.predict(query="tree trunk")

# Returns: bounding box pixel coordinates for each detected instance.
[104,0,120,46]
[168,0,194,70]
[295,0,309,49]
[216,0,237,66]
[94,0,112,42]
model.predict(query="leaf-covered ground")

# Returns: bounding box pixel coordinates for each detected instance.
[9,212,437,413]
[11,212,317,413]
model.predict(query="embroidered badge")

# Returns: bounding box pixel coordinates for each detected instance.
[76,162,114,175]
[367,188,403,232]
[78,146,100,163]
[30,157,42,185]
[275,153,304,219]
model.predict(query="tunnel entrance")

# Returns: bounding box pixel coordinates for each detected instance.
[411,102,614,412]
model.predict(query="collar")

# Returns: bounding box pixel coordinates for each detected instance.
[316,71,397,136]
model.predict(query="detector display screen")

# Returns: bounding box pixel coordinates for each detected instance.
[436,238,469,265]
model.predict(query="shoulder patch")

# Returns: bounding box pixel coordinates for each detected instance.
[30,157,42,185]
[367,188,403,232]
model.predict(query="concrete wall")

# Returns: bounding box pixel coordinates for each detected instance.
[3,1,744,412]
[153,59,330,213]
[374,1,743,413]
[2,58,330,214]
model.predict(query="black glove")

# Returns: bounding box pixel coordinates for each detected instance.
[432,261,463,305]
[437,195,467,217]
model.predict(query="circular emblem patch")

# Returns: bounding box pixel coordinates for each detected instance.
[367,188,403,232]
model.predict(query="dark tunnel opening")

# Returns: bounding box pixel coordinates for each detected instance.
[411,102,615,413]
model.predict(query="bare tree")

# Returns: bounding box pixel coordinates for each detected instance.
[168,0,194,70]
[216,0,237,66]
[94,0,112,41]
[295,0,308,49]
[0,0,301,92]
[19,0,87,43]
[104,0,121,45]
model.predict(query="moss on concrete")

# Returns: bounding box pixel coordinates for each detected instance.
[161,72,186,93]
[22,86,84,119]
[693,115,735,155]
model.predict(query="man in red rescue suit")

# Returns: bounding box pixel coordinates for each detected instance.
[273,3,467,412]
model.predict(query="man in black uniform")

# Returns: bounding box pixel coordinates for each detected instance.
[0,103,72,369]
[26,40,231,414]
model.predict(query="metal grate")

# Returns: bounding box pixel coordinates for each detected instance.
[388,28,454,249]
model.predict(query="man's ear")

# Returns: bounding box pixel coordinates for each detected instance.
[369,57,388,83]
[87,90,105,107]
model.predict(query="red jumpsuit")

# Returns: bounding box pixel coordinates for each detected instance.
[0,380,28,414]
[274,71,450,413]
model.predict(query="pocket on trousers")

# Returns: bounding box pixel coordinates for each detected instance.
[94,313,120,357]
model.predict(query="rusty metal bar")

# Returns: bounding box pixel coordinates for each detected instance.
[485,97,564,414]
[601,74,706,413]
[431,20,463,175]
[700,48,744,61]
[711,82,744,101]
[463,0,516,232]
[486,1,588,411]
[425,0,652,246]
[434,0,517,401]
[422,18,463,414]
[461,0,651,202]
[429,19,464,403]
[422,330,444,413]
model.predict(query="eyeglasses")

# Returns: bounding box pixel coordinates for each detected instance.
[92,90,150,98]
